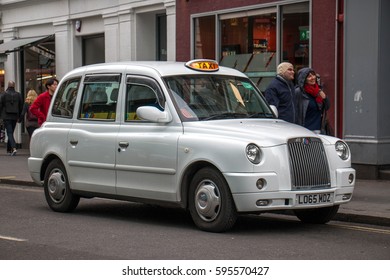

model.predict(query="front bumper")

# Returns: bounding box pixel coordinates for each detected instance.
[224,168,355,212]
[232,187,354,212]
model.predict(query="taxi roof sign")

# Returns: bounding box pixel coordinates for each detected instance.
[185,59,219,72]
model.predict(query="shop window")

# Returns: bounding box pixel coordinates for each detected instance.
[219,10,277,92]
[192,3,310,91]
[24,39,56,95]
[281,2,310,71]
[194,15,216,59]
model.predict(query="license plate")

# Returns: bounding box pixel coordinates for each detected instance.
[297,193,333,205]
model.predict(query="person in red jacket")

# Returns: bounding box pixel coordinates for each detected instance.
[30,78,58,127]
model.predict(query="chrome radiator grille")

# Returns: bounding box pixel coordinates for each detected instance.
[288,137,331,190]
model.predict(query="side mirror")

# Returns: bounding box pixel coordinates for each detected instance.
[270,105,278,118]
[136,106,172,123]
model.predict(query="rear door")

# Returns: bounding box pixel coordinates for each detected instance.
[67,74,121,194]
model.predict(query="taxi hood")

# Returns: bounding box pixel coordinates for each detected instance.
[183,119,320,147]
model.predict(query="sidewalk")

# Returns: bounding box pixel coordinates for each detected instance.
[1,146,389,227]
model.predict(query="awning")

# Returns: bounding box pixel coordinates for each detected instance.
[0,35,53,54]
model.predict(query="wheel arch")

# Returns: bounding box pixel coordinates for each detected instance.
[180,160,225,209]
[40,154,64,182]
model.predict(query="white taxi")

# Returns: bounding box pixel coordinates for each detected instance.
[28,59,355,232]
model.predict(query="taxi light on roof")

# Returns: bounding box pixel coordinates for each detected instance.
[185,59,219,72]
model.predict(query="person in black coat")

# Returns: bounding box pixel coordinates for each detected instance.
[0,81,23,155]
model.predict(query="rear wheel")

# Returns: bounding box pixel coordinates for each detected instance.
[189,167,237,232]
[44,159,80,212]
[294,205,339,224]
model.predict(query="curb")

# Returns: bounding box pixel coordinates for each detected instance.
[0,179,39,187]
[334,212,390,228]
[2,178,389,228]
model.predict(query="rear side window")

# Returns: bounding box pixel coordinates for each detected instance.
[52,78,81,118]
[79,74,121,120]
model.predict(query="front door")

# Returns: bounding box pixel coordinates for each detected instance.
[115,76,181,202]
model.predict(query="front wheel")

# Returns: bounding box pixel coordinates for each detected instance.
[44,159,80,212]
[294,205,339,224]
[189,167,237,232]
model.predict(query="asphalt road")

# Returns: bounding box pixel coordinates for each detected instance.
[1,183,389,260]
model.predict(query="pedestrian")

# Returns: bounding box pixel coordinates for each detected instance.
[30,78,58,127]
[0,91,5,143]
[295,67,330,133]
[0,81,23,156]
[264,62,296,123]
[19,89,39,139]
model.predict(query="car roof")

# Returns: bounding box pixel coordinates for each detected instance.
[62,60,247,79]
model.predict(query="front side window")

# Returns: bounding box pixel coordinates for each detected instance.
[52,78,81,118]
[125,76,164,121]
[79,74,120,120]
[164,75,274,121]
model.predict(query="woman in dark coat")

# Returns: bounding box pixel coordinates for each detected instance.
[20,89,39,139]
[295,67,330,133]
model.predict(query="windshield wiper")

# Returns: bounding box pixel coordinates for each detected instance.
[202,112,248,121]
[248,112,275,119]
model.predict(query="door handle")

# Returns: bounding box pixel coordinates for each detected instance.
[118,141,129,149]
[69,140,78,146]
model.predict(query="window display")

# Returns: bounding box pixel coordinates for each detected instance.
[193,2,310,91]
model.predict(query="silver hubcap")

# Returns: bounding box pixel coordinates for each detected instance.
[48,168,67,203]
[195,179,221,222]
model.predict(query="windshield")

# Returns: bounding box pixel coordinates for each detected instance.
[164,75,275,121]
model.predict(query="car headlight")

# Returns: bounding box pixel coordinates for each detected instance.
[246,143,261,164]
[335,141,350,160]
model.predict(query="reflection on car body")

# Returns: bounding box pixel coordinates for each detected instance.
[28,59,355,232]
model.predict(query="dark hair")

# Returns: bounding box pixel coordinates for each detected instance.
[45,78,59,89]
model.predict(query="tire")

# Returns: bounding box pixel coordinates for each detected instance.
[294,205,339,224]
[189,167,237,232]
[44,159,80,212]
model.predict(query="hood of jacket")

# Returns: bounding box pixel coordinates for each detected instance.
[296,67,315,89]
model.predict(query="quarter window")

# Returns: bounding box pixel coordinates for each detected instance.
[52,78,81,118]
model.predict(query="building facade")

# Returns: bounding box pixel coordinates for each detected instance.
[1,0,389,179]
[0,0,176,92]
[177,0,342,133]
[0,0,176,146]
[176,0,390,179]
